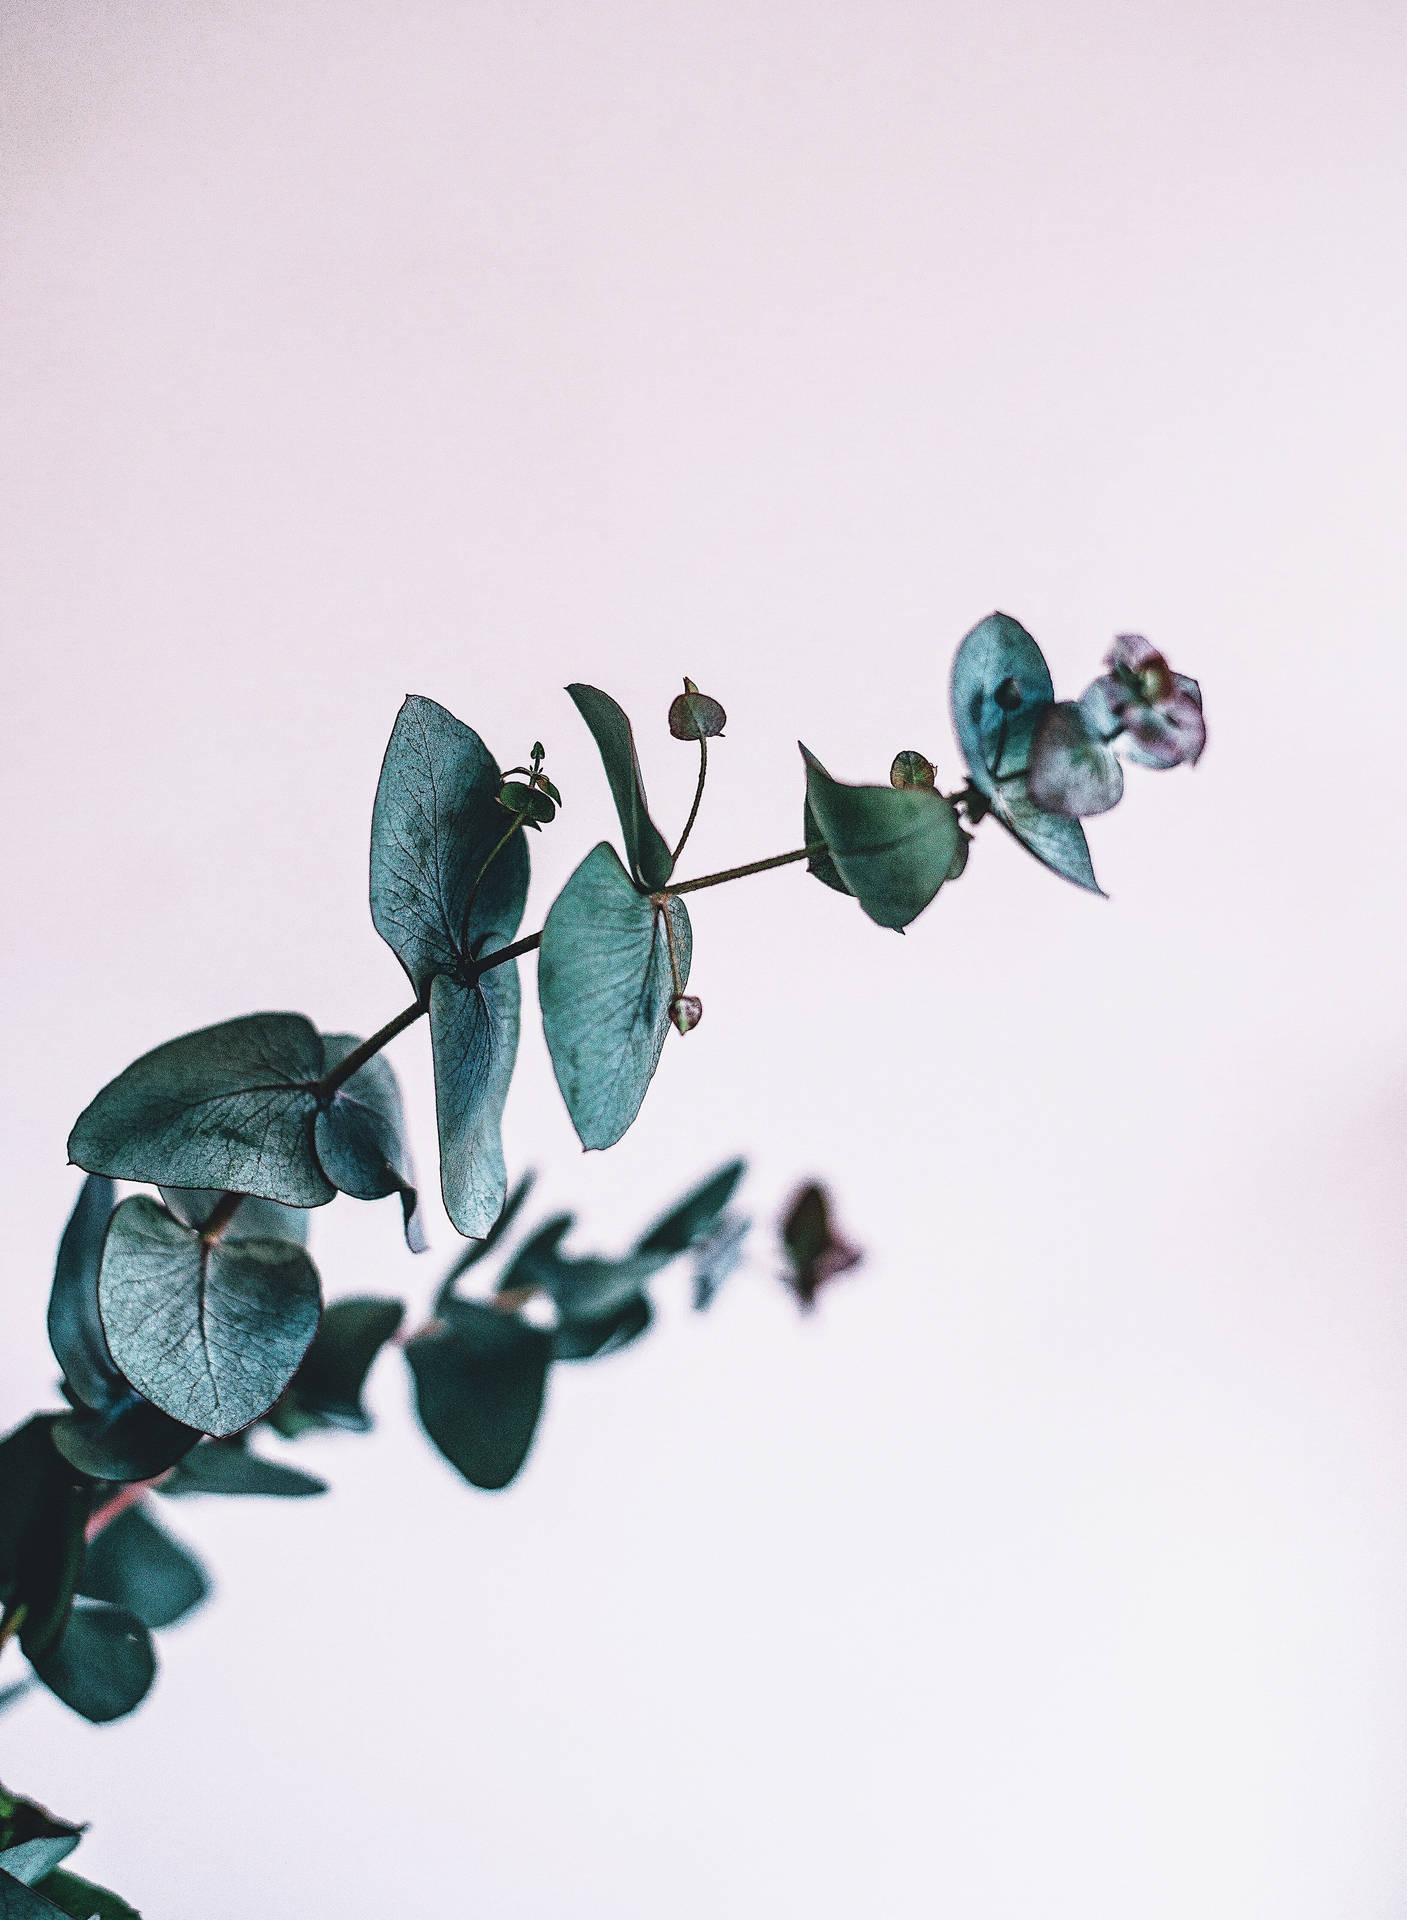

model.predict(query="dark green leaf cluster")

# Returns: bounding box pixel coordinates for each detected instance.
[1,1779,139,1916]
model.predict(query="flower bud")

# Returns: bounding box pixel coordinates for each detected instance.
[670,994,703,1034]
[889,749,936,790]
[669,678,728,741]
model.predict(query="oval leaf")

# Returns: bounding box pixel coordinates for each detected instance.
[30,1873,140,1920]
[51,1400,199,1485]
[801,747,961,930]
[0,1871,75,1917]
[68,1015,332,1207]
[539,843,692,1151]
[565,685,674,891]
[27,1601,155,1725]
[429,968,519,1241]
[78,1505,208,1631]
[268,1297,405,1435]
[406,1302,551,1491]
[97,1197,321,1438]
[157,1441,327,1499]
[369,695,529,995]
[949,613,1102,893]
[47,1177,117,1414]
[635,1159,746,1258]
[313,1035,425,1251]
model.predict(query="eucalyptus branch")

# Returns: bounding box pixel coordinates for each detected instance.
[315,995,426,1098]
[671,736,708,867]
[666,843,822,896]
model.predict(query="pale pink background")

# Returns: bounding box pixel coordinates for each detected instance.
[2,3,1405,1914]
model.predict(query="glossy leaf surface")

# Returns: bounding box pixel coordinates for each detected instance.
[429,968,519,1240]
[68,1015,332,1207]
[539,844,692,1150]
[314,1036,424,1251]
[78,1505,208,1631]
[801,747,961,930]
[565,684,674,890]
[949,613,1101,893]
[28,1601,155,1725]
[406,1302,551,1491]
[97,1197,321,1438]
[369,695,528,994]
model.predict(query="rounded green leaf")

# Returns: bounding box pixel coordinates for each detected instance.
[97,1197,321,1438]
[539,843,691,1151]
[0,1869,76,1917]
[429,967,519,1241]
[565,685,674,891]
[77,1505,208,1631]
[949,613,1102,893]
[47,1177,117,1415]
[67,1014,332,1207]
[406,1302,551,1491]
[27,1601,155,1725]
[157,1441,326,1499]
[370,696,529,994]
[51,1400,199,1485]
[435,1172,535,1307]
[269,1296,405,1435]
[30,1872,140,1920]
[0,1841,80,1891]
[1027,700,1124,817]
[313,1035,425,1251]
[553,1295,653,1362]
[801,746,961,931]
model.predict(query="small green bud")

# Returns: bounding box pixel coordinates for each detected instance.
[498,781,556,829]
[994,676,1024,713]
[669,677,727,741]
[889,749,936,790]
[670,994,703,1034]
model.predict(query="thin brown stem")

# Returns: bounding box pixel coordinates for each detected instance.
[315,996,427,1099]
[667,844,824,897]
[472,931,542,979]
[200,1191,245,1244]
[86,1479,160,1543]
[671,737,708,868]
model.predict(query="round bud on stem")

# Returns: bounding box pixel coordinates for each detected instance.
[669,677,727,741]
[889,749,936,790]
[670,994,703,1034]
[994,676,1024,713]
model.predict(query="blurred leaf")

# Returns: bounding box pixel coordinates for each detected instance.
[429,968,519,1241]
[158,1189,309,1245]
[51,1401,198,1486]
[635,1160,746,1259]
[801,747,961,931]
[47,1177,117,1414]
[565,685,674,890]
[691,1215,750,1311]
[369,695,528,996]
[313,1036,424,1252]
[553,1296,653,1362]
[97,1197,321,1438]
[32,1873,140,1920]
[0,1419,89,1664]
[0,1784,83,1882]
[28,1601,154,1725]
[0,1871,74,1917]
[0,1684,34,1718]
[406,1303,551,1491]
[436,1174,535,1309]
[500,1219,662,1324]
[1026,701,1124,817]
[158,1441,326,1500]
[269,1298,405,1436]
[67,1015,333,1207]
[780,1184,862,1311]
[78,1505,208,1631]
[539,844,692,1151]
[949,613,1101,893]
[0,1845,79,1892]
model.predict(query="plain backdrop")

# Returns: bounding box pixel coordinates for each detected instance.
[2,3,1405,1915]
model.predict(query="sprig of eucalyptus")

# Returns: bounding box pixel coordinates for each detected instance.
[0,611,1203,1916]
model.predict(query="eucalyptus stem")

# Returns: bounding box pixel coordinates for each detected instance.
[199,1190,246,1243]
[671,737,708,867]
[472,931,543,980]
[667,843,824,897]
[315,996,427,1099]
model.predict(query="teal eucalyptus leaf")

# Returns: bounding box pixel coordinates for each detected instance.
[0,1871,71,1917]
[51,1401,198,1486]
[0,1786,82,1878]
[0,1843,80,1891]
[565,685,674,890]
[553,1295,653,1362]
[158,1188,309,1245]
[369,695,529,994]
[539,844,691,1151]
[78,1505,207,1631]
[429,968,519,1240]
[157,1440,326,1499]
[802,793,852,896]
[949,612,1101,893]
[27,1600,155,1725]
[635,1160,746,1258]
[436,1173,535,1308]
[406,1302,551,1491]
[97,1197,321,1438]
[691,1214,750,1310]
[30,1872,139,1920]
[800,747,961,930]
[47,1177,117,1414]
[67,1015,332,1207]
[313,1036,424,1251]
[499,1219,662,1323]
[0,1420,89,1665]
[267,1297,405,1436]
